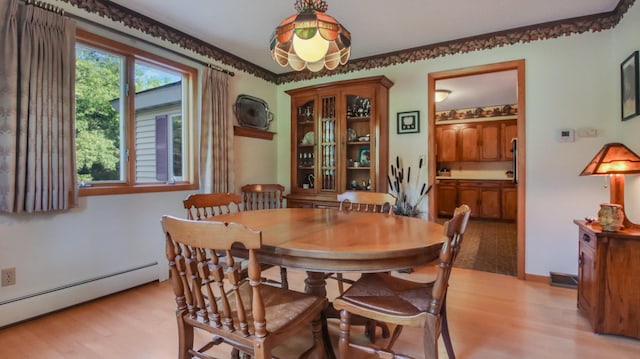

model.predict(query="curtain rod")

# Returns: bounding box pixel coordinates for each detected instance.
[36,3,235,77]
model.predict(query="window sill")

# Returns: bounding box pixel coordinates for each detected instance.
[79,182,197,196]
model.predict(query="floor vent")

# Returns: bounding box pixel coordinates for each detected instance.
[549,272,578,289]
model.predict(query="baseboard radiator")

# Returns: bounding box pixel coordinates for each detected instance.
[0,262,159,328]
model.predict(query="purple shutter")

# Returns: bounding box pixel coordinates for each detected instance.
[155,115,169,181]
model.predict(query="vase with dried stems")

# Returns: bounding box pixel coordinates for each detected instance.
[388,156,432,217]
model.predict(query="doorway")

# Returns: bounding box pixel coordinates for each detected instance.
[427,60,526,279]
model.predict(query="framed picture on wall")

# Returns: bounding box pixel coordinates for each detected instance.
[621,50,639,121]
[397,111,420,134]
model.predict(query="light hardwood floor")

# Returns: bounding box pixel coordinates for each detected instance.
[0,265,638,359]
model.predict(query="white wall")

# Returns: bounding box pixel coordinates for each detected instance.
[0,5,279,326]
[276,5,640,277]
[613,4,640,222]
[229,71,281,190]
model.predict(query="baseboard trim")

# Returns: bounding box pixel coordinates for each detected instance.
[524,273,549,283]
[0,262,158,327]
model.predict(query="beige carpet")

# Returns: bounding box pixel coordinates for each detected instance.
[450,219,517,276]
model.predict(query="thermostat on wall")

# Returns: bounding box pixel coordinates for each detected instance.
[556,128,575,142]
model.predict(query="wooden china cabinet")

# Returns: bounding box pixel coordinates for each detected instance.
[285,76,393,208]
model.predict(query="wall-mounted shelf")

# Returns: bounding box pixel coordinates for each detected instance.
[233,126,275,140]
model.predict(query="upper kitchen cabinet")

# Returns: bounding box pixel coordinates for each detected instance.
[435,124,458,162]
[286,76,393,208]
[435,120,507,162]
[501,119,517,161]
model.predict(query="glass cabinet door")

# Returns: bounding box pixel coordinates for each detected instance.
[344,92,373,191]
[294,98,316,191]
[287,76,392,206]
[319,95,337,192]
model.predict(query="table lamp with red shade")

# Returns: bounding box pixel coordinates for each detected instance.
[580,142,640,230]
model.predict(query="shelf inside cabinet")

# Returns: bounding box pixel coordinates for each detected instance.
[347,116,371,122]
[347,167,371,170]
[347,141,370,145]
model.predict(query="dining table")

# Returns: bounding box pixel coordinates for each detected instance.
[209,207,446,358]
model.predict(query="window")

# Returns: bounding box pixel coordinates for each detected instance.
[75,30,198,195]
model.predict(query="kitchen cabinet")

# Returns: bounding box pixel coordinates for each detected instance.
[436,180,458,217]
[285,76,393,208]
[458,180,501,219]
[436,180,513,220]
[574,220,640,339]
[435,125,458,162]
[436,120,504,162]
[459,125,480,161]
[501,182,517,220]
[479,122,501,161]
[501,120,517,161]
[460,123,501,161]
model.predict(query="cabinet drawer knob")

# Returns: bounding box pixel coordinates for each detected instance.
[582,233,591,242]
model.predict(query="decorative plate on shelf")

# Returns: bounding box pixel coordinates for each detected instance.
[301,131,315,145]
[233,94,273,130]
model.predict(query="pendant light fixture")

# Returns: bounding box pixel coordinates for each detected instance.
[270,0,351,72]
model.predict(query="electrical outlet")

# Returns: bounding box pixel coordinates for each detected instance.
[1,267,16,286]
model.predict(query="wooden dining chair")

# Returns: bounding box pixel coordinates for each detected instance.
[334,191,398,293]
[337,190,397,214]
[333,204,471,359]
[241,183,285,210]
[161,215,327,359]
[183,192,243,220]
[240,183,289,289]
[334,191,398,342]
[183,192,288,289]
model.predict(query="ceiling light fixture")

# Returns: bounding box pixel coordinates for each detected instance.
[434,89,452,103]
[270,0,351,72]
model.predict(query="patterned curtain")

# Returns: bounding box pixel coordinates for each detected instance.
[200,68,234,193]
[0,0,77,213]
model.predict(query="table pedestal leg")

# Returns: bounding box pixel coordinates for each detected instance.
[305,271,335,359]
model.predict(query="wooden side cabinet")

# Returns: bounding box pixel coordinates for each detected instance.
[574,220,640,339]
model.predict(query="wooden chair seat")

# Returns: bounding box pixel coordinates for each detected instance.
[334,272,434,321]
[200,280,326,335]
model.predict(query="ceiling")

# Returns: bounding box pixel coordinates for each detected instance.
[108,0,620,75]
[435,70,518,112]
